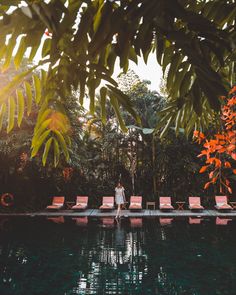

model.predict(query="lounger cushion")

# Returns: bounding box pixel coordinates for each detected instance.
[129,204,142,209]
[215,203,232,210]
[46,205,63,209]
[130,203,142,207]
[160,204,174,209]
[100,204,114,209]
[72,204,87,209]
[189,204,204,209]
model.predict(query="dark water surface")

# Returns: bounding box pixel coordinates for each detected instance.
[0,216,236,295]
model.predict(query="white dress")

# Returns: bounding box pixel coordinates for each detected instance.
[115,187,125,204]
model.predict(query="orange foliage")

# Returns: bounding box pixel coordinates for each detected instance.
[63,167,73,182]
[199,166,208,173]
[49,111,70,133]
[193,85,236,194]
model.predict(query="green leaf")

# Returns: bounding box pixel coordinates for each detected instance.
[0,103,6,131]
[29,46,38,62]
[88,2,113,55]
[106,85,141,125]
[88,78,96,114]
[53,137,60,167]
[191,79,202,115]
[79,71,87,105]
[32,118,52,146]
[170,126,185,133]
[41,38,51,58]
[24,81,32,115]
[100,86,107,124]
[2,34,17,72]
[35,108,52,130]
[156,35,164,65]
[160,117,173,138]
[119,36,130,72]
[170,62,190,98]
[96,73,118,86]
[185,112,197,136]
[7,97,15,133]
[16,89,24,127]
[54,130,70,161]
[175,109,182,136]
[0,65,38,104]
[142,128,154,135]
[33,74,41,104]
[167,53,182,90]
[0,45,6,60]
[179,70,194,97]
[93,2,104,32]
[129,46,138,64]
[197,76,222,111]
[42,137,53,166]
[109,94,127,132]
[162,46,174,73]
[40,69,47,87]
[31,129,51,158]
[14,36,26,70]
[107,46,117,74]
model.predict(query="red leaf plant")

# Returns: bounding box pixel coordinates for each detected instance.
[63,167,74,182]
[193,86,236,194]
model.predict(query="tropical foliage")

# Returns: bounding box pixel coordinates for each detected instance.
[0,71,213,211]
[194,86,236,194]
[1,0,236,164]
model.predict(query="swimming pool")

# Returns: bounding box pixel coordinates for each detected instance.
[0,217,236,295]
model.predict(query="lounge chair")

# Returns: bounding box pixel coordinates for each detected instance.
[159,218,173,225]
[99,196,114,210]
[102,217,114,228]
[47,216,65,224]
[189,197,204,211]
[189,217,202,224]
[46,196,65,210]
[159,196,174,211]
[216,217,232,225]
[129,196,142,211]
[72,196,88,210]
[130,218,143,228]
[73,217,88,226]
[215,196,233,211]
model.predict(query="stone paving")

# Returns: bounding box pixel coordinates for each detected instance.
[1,209,236,217]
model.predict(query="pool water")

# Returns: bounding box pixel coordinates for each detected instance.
[0,217,236,295]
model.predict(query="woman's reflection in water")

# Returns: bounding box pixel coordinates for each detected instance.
[114,218,129,272]
[115,218,125,248]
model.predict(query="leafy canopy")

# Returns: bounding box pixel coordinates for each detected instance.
[0,0,236,164]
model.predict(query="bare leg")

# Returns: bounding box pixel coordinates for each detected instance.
[116,204,121,218]
[118,204,122,217]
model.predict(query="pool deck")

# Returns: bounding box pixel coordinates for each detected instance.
[1,209,236,217]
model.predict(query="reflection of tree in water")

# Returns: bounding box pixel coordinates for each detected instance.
[0,219,236,294]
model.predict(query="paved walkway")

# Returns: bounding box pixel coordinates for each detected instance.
[1,209,236,217]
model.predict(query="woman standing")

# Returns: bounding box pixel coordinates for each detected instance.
[115,182,126,219]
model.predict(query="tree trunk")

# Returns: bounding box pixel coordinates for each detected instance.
[152,136,157,195]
